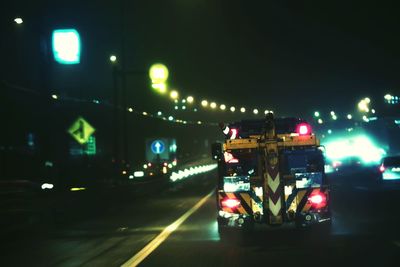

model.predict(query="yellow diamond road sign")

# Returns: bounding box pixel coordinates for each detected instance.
[68,117,96,145]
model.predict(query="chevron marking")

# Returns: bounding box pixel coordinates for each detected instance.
[269,197,281,216]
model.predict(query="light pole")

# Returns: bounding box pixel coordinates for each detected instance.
[110,55,120,174]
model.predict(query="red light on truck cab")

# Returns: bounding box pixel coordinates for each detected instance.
[230,128,238,139]
[221,198,241,209]
[308,192,327,208]
[296,123,312,136]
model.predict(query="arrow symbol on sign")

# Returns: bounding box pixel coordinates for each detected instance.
[72,120,85,140]
[154,142,162,154]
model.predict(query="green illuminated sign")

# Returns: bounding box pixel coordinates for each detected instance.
[52,29,81,64]
[68,117,95,144]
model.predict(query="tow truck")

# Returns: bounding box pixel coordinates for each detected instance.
[212,113,331,235]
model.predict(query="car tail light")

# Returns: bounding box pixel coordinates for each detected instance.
[296,123,312,136]
[379,164,386,173]
[221,198,241,209]
[332,161,342,168]
[308,192,327,209]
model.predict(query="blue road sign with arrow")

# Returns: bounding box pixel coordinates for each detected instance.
[151,140,165,154]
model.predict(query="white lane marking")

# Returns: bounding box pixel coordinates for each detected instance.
[121,190,214,267]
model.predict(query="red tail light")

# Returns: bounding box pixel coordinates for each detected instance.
[296,123,312,136]
[332,161,342,168]
[379,164,385,173]
[308,192,327,209]
[221,198,241,209]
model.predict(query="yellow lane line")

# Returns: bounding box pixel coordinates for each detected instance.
[121,190,214,267]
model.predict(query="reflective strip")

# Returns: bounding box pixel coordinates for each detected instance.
[296,190,308,212]
[286,188,299,210]
[237,193,253,215]
[240,193,252,208]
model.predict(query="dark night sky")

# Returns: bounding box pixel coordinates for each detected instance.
[2,0,400,118]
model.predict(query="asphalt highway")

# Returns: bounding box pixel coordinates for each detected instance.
[1,166,400,267]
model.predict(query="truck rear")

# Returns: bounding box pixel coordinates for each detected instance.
[212,114,331,234]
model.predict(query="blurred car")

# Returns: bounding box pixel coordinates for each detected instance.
[379,156,400,180]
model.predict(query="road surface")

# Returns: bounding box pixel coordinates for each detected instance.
[1,167,400,267]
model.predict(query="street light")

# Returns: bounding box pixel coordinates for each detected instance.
[220,104,226,111]
[201,100,208,107]
[358,99,369,112]
[318,118,323,124]
[170,90,179,100]
[230,106,236,112]
[240,107,246,113]
[347,114,352,120]
[14,17,23,24]
[314,111,320,117]
[109,55,117,63]
[253,109,259,115]
[186,96,194,104]
[210,102,217,109]
[384,94,393,102]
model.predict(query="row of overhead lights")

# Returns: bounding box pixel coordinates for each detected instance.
[312,95,394,125]
[50,93,217,126]
[384,94,399,105]
[148,64,274,116]
[167,90,274,115]
[6,75,218,127]
[313,110,376,124]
